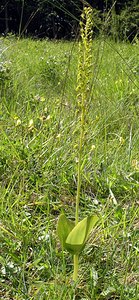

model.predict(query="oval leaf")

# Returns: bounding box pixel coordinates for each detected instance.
[57,214,74,249]
[65,215,99,255]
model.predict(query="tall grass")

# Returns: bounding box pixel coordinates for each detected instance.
[0,33,139,299]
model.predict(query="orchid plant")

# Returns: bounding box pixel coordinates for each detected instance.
[57,6,99,282]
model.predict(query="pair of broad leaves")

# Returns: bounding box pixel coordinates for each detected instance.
[57,214,99,255]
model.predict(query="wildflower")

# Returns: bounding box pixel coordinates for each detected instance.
[15,118,21,126]
[91,144,95,151]
[28,119,34,131]
[40,96,45,102]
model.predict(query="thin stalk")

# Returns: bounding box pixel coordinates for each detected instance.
[128,124,132,164]
[19,0,24,38]
[73,114,84,282]
[75,121,84,226]
[73,254,79,282]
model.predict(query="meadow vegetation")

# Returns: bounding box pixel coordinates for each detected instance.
[0,33,139,299]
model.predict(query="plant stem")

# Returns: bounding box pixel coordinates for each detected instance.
[73,122,84,282]
[73,91,85,283]
[75,128,83,226]
[73,254,79,282]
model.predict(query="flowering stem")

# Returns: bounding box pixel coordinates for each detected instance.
[73,6,93,282]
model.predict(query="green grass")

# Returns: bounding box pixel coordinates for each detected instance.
[0,35,139,299]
